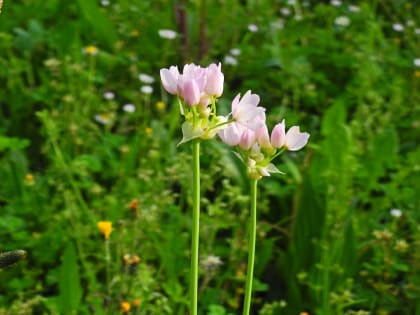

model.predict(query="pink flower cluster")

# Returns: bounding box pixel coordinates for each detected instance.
[160,63,224,107]
[160,62,310,179]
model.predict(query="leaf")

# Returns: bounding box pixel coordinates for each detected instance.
[76,0,117,49]
[0,136,30,151]
[58,242,82,315]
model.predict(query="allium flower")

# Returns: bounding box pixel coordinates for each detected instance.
[158,29,177,39]
[138,73,155,84]
[270,120,310,151]
[231,91,265,129]
[205,63,224,97]
[393,23,404,32]
[97,221,112,240]
[335,16,351,27]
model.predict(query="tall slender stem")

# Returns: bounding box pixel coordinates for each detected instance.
[243,179,258,315]
[190,140,200,315]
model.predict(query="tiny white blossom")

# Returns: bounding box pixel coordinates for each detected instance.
[103,91,115,100]
[201,255,223,271]
[414,58,420,67]
[302,1,310,7]
[294,15,303,21]
[158,29,177,39]
[331,0,342,6]
[348,5,360,12]
[100,0,110,6]
[248,24,258,32]
[287,0,295,5]
[415,28,420,35]
[335,16,351,27]
[406,20,414,27]
[140,85,153,94]
[280,7,291,16]
[138,73,155,84]
[393,23,404,32]
[230,48,241,56]
[224,55,238,66]
[123,104,136,113]
[271,19,285,30]
[390,209,402,218]
[94,113,113,125]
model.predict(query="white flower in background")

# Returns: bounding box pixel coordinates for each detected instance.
[302,1,310,7]
[348,5,360,12]
[140,85,153,94]
[280,7,291,16]
[200,255,223,271]
[406,20,414,27]
[415,28,420,35]
[335,16,351,27]
[393,23,404,32]
[123,104,136,113]
[414,58,420,67]
[138,73,155,84]
[295,15,303,21]
[271,19,285,30]
[331,0,342,6]
[94,113,114,125]
[103,91,115,100]
[248,24,258,32]
[390,208,402,218]
[158,29,177,39]
[230,48,241,56]
[224,55,238,66]
[287,0,295,5]
[100,0,110,6]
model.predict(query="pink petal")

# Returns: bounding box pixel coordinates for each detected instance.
[270,120,286,148]
[285,126,310,151]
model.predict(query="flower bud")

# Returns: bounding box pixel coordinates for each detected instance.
[205,63,224,97]
[270,120,286,148]
[183,79,201,106]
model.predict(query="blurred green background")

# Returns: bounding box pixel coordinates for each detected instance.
[0,0,419,314]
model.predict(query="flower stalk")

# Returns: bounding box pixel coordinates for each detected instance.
[190,140,200,315]
[243,179,258,315]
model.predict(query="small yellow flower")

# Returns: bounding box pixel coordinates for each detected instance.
[84,45,98,55]
[120,301,131,313]
[24,173,35,186]
[133,299,141,307]
[145,127,153,136]
[300,312,310,315]
[415,70,420,77]
[97,221,112,240]
[128,199,139,210]
[156,101,166,111]
[130,30,140,37]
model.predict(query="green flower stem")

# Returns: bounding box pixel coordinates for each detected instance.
[243,179,258,315]
[190,140,200,315]
[105,239,111,297]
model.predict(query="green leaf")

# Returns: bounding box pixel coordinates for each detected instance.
[76,0,117,49]
[0,136,30,151]
[58,242,82,315]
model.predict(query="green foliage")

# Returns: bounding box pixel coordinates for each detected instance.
[0,0,419,314]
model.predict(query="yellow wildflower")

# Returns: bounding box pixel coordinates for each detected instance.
[120,301,131,313]
[156,101,166,111]
[133,299,141,307]
[145,127,153,136]
[84,45,98,55]
[97,221,112,240]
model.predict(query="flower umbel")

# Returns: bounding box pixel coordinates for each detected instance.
[160,63,228,144]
